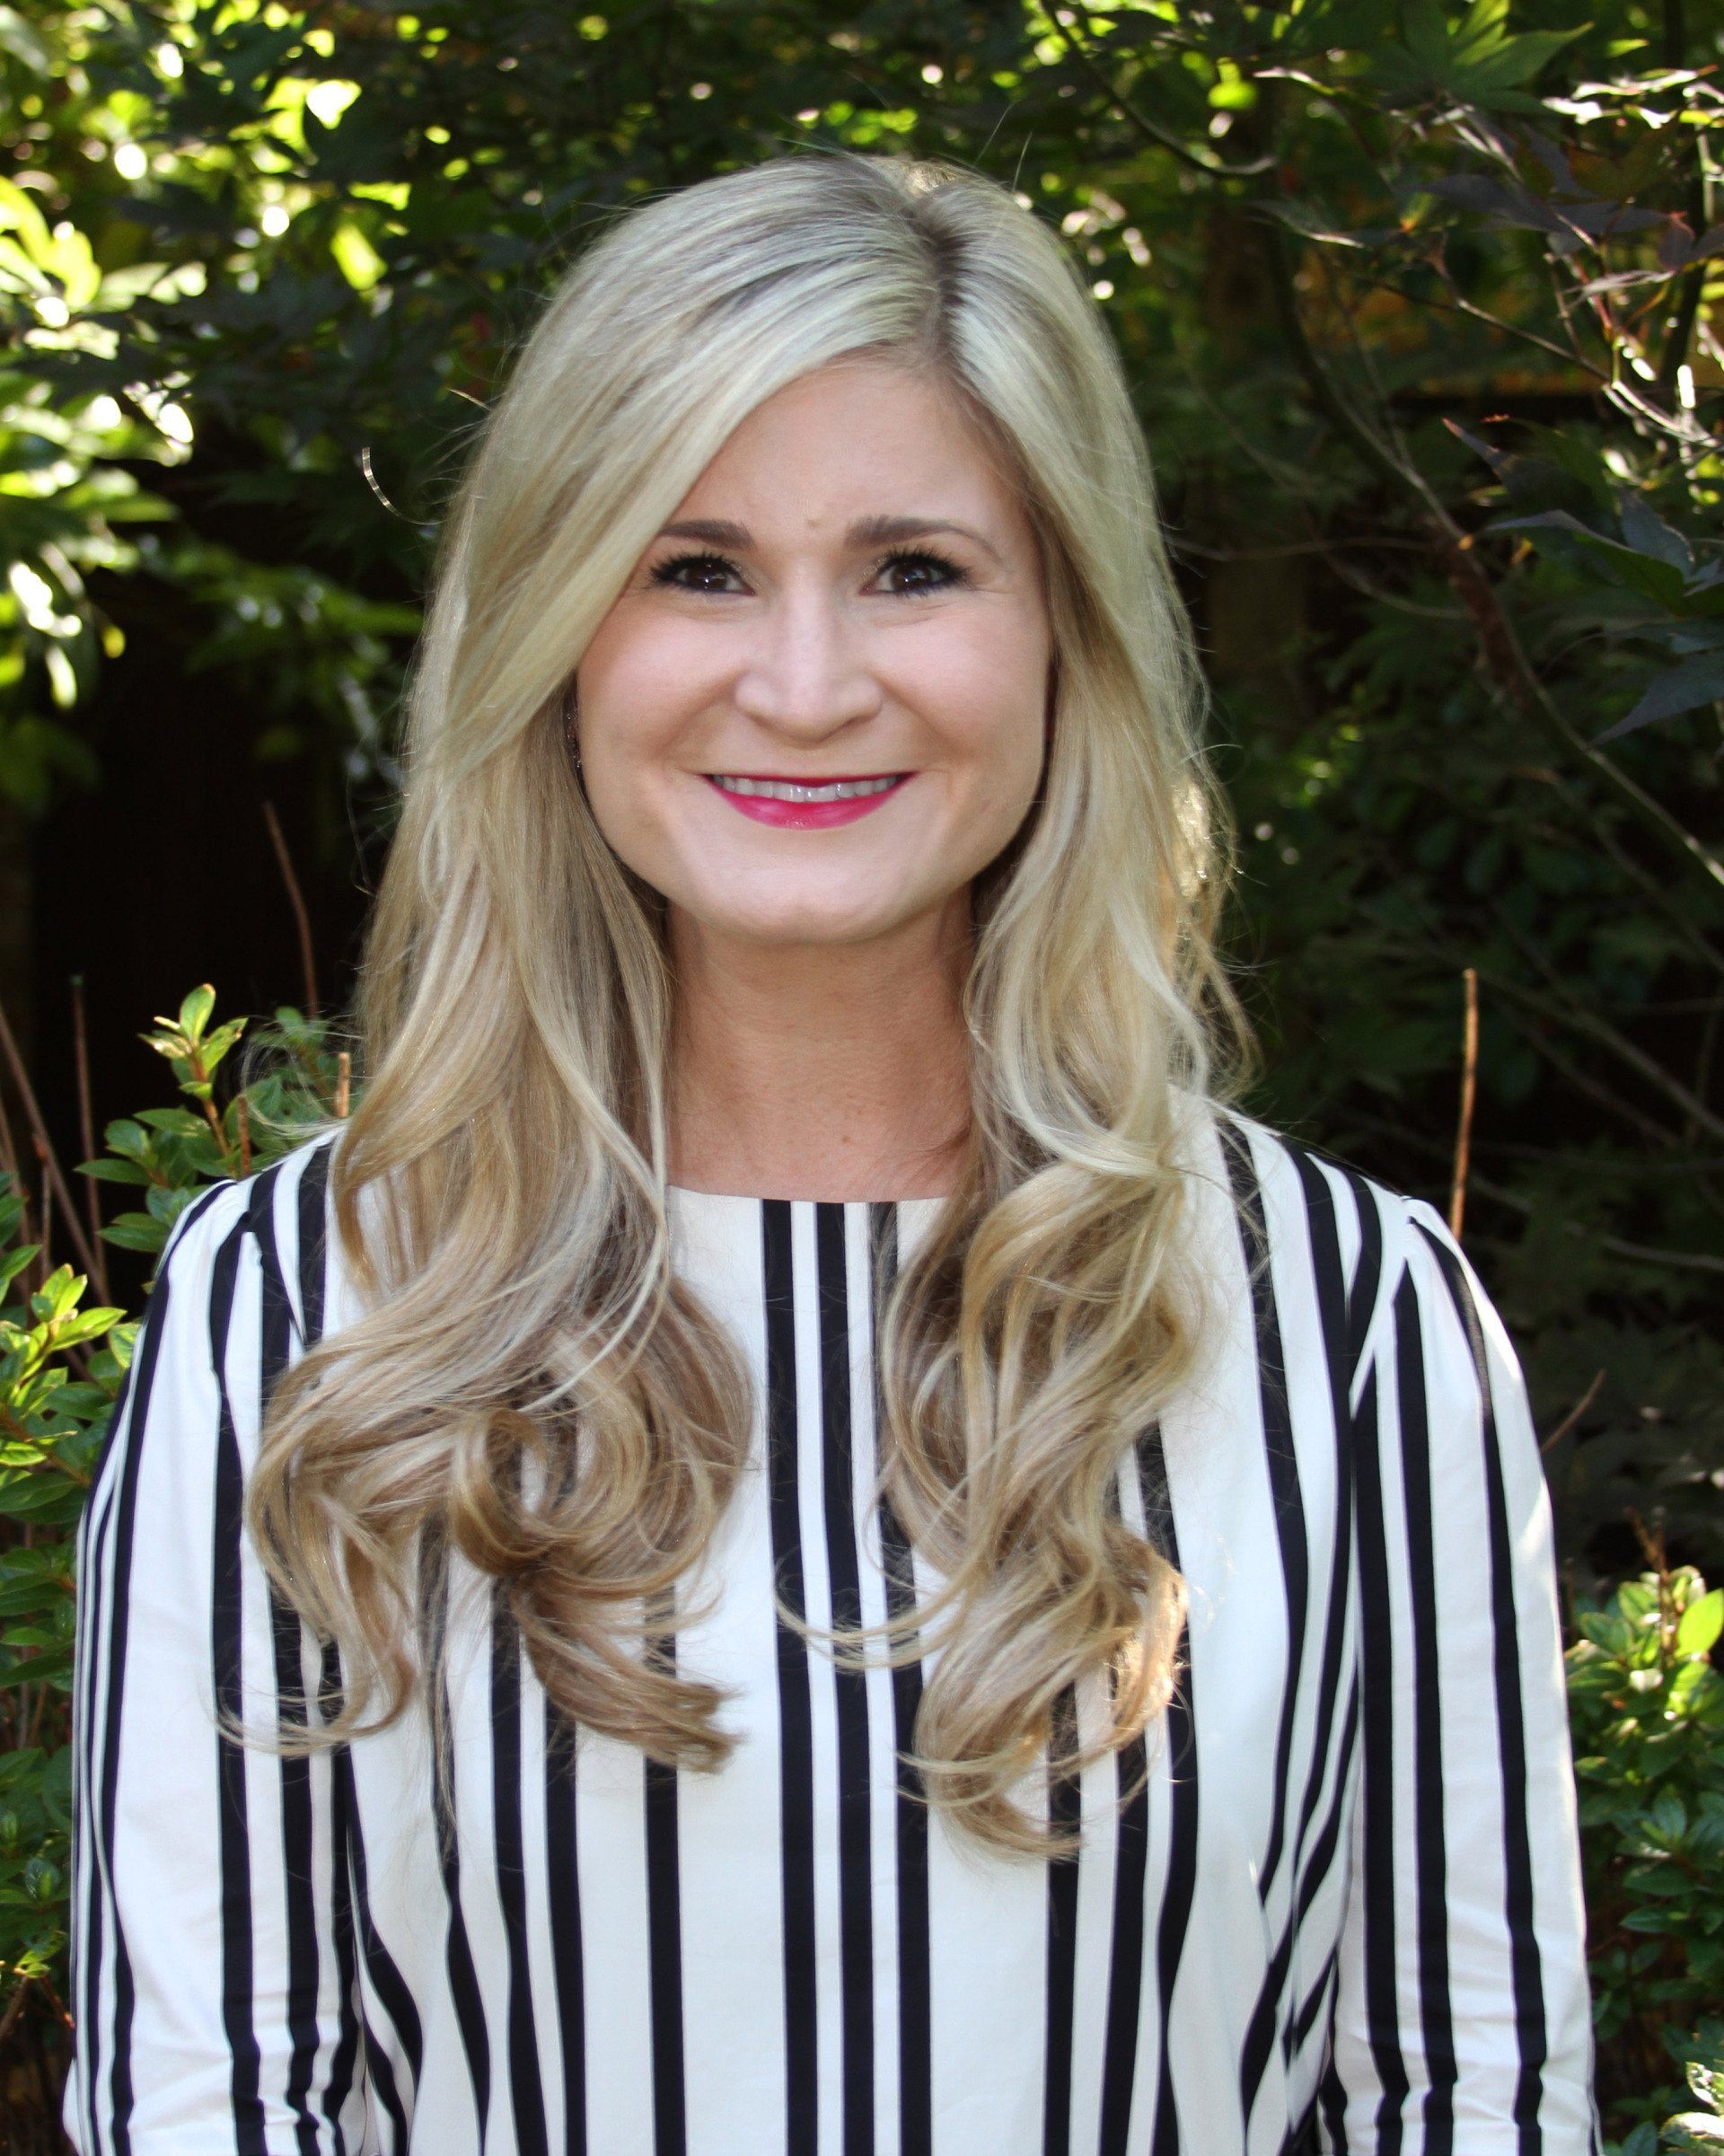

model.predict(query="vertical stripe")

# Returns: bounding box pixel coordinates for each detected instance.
[247,1168,338,2156]
[1218,1122,1310,1916]
[1096,1701,1149,2152]
[332,1738,416,2153]
[294,1159,363,2148]
[75,1338,142,2152]
[644,1623,688,2156]
[1138,1424,1194,2156]
[816,1201,875,2156]
[308,1641,362,2147]
[1415,1226,1548,2150]
[208,1210,267,2152]
[427,1554,492,2143]
[492,1593,551,2156]
[1339,1172,1384,1395]
[295,1137,333,1342]
[1394,1280,1456,2153]
[1041,1686,1081,2156]
[1255,1151,1359,2090]
[1350,1376,1408,2152]
[83,1210,190,2149]
[544,1703,587,2156]
[872,1201,933,2156]
[85,1182,231,2152]
[1293,1671,1362,1965]
[763,1200,819,2147]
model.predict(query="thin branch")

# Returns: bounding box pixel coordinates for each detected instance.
[1656,2,1712,392]
[1172,535,1432,562]
[1538,770,1724,988]
[0,1974,32,2051]
[69,975,110,1305]
[1262,218,1724,895]
[1465,1164,1724,1276]
[0,994,105,1287]
[0,1088,40,1291]
[1478,964,1724,1145]
[1472,997,1679,1152]
[1543,1368,1606,1454]
[262,801,320,1018]
[1421,254,1610,377]
[1439,536,1724,894]
[1264,218,1437,506]
[1449,966,1479,1238]
[1048,11,1276,179]
[1355,1111,1723,1275]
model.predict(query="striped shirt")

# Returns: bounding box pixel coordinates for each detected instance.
[65,1105,1601,2154]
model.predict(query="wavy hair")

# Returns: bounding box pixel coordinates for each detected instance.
[246,148,1248,1855]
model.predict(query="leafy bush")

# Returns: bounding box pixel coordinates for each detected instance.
[1646,2020,1724,2153]
[1570,1565,1724,2145]
[0,988,340,2119]
[0,1189,119,2085]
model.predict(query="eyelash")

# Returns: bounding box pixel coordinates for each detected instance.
[647,545,971,597]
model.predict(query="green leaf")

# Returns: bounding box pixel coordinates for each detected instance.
[1459,26,1587,92]
[75,1159,149,1187]
[28,1269,83,1326]
[177,984,217,1041]
[100,1120,152,1165]
[1676,1591,1724,1660]
[1597,657,1724,744]
[133,1108,205,1138]
[99,1214,165,1255]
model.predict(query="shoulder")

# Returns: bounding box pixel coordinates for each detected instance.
[1182,1097,1478,1397]
[82,1131,350,1531]
[147,1124,346,1350]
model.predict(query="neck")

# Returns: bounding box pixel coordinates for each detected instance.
[665,898,973,1201]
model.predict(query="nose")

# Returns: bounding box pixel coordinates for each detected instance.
[730,577,884,742]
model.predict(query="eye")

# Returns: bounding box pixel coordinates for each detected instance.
[649,550,745,594]
[875,547,970,596]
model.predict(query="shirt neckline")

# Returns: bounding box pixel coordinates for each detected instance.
[664,1183,951,1207]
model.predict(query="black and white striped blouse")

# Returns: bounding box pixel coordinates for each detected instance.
[65,1106,1601,2154]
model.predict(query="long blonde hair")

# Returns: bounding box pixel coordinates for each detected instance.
[247,148,1247,1854]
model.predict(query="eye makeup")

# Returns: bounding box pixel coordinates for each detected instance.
[646,545,972,597]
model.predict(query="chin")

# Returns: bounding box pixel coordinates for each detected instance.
[706,895,918,948]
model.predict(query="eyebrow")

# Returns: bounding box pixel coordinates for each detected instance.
[654,514,1006,566]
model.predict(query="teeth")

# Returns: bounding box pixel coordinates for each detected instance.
[712,774,902,802]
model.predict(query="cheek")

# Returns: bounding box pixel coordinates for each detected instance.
[577,607,714,746]
[908,620,1049,780]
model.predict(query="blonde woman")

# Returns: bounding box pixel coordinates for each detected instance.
[65,152,1599,2156]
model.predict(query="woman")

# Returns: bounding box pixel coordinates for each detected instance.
[65,151,1599,2155]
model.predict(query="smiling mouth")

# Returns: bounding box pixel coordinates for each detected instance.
[705,772,907,802]
[701,771,912,828]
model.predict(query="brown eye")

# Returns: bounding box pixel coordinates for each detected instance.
[875,548,969,595]
[650,552,743,594]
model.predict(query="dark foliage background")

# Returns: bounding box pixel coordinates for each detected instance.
[0,0,1720,2145]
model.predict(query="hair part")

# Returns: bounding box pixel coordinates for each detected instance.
[244,146,1249,1856]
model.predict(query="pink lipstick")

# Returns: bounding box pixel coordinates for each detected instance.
[703,772,910,830]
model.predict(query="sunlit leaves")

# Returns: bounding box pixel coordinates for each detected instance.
[1377,0,1590,112]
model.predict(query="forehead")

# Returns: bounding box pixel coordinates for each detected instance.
[675,358,1025,524]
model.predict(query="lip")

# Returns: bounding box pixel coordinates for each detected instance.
[702,771,911,830]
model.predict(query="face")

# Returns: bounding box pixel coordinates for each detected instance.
[573,357,1054,957]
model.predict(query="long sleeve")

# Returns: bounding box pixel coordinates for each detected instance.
[64,1165,366,2154]
[1316,1197,1601,2153]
